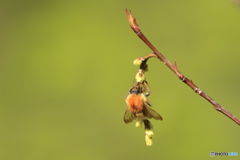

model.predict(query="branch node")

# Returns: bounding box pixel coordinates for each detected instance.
[182,77,186,82]
[137,31,141,35]
[174,60,180,71]
[194,88,202,94]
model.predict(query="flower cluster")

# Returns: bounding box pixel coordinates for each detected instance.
[123,53,163,146]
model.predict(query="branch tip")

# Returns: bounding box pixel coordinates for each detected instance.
[125,8,140,32]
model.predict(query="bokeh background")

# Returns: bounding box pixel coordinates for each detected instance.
[0,0,240,160]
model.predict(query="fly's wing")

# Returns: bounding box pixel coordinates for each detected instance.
[145,107,163,120]
[144,97,152,107]
[123,109,136,123]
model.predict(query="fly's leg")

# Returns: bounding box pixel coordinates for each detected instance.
[137,81,152,106]
[142,81,151,97]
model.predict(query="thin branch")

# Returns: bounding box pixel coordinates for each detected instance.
[125,9,240,126]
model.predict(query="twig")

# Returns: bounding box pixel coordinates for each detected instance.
[125,9,240,126]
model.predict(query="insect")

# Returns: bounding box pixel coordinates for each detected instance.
[123,82,163,124]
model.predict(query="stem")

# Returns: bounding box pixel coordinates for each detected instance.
[125,9,240,126]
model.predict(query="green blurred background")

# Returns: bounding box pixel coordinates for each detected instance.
[0,0,240,160]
